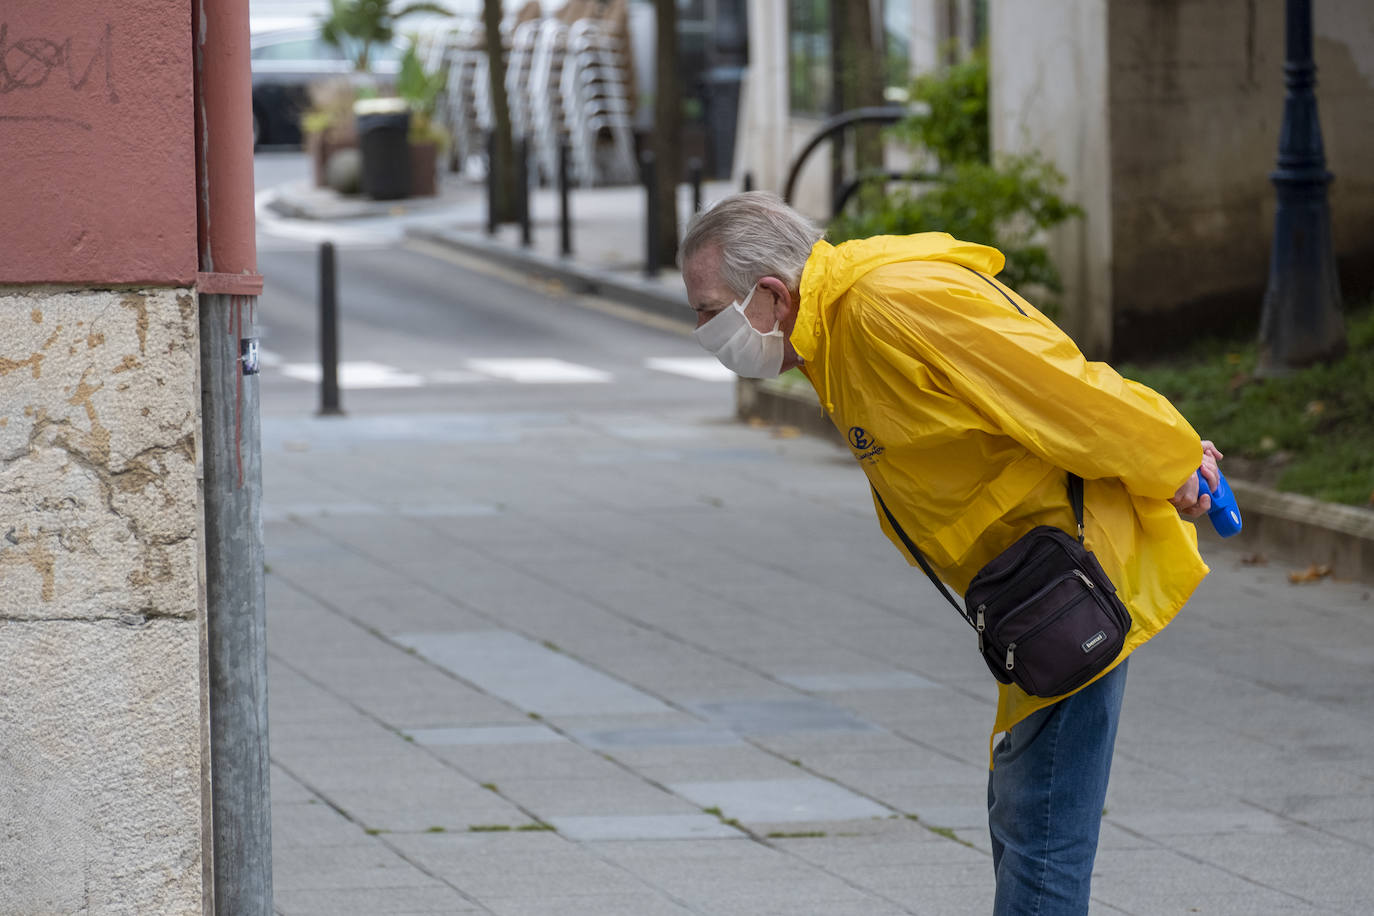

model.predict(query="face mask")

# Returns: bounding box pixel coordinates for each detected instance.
[693,285,785,378]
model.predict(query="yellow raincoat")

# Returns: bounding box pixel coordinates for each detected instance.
[793,234,1209,755]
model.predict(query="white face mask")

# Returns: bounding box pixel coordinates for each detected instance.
[693,285,785,378]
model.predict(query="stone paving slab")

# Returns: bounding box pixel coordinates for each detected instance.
[274,883,483,915]
[548,814,746,841]
[479,895,695,916]
[668,778,894,824]
[395,630,673,717]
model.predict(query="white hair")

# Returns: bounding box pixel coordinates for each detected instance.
[680,191,823,297]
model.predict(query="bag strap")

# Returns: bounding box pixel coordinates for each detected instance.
[1067,472,1085,543]
[871,472,1086,625]
[872,487,972,626]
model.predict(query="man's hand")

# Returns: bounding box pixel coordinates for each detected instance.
[1170,440,1223,519]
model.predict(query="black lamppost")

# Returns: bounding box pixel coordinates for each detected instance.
[1257,0,1346,376]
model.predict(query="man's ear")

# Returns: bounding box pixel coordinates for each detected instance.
[756,276,796,324]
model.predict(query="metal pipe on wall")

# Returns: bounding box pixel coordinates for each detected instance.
[192,0,273,911]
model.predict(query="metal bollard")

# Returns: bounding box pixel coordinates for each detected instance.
[742,171,754,192]
[485,132,497,235]
[318,241,343,416]
[688,157,703,214]
[518,136,532,248]
[642,150,659,279]
[558,140,572,257]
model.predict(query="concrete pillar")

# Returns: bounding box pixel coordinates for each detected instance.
[0,3,209,912]
[988,0,1113,356]
[734,0,791,192]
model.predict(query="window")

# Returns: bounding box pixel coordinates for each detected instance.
[788,0,832,116]
[883,0,911,101]
[251,36,346,62]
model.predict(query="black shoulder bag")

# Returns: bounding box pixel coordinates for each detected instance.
[874,474,1132,698]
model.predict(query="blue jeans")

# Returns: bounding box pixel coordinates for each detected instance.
[987,660,1128,915]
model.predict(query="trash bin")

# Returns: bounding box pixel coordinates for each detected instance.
[353,98,412,200]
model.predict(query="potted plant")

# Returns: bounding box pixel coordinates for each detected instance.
[396,42,449,196]
[317,1,451,196]
[302,79,362,188]
[320,0,453,72]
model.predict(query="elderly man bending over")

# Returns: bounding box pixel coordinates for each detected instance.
[680,191,1221,916]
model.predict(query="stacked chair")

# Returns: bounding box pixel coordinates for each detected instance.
[422,22,488,175]
[422,9,638,187]
[558,19,637,186]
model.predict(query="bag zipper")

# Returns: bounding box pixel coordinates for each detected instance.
[970,548,1063,610]
[990,571,1098,646]
[978,538,1093,623]
[968,530,1083,608]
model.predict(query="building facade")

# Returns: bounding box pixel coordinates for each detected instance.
[732,0,1374,358]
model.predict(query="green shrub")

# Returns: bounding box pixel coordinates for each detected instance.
[397,42,448,146]
[893,47,990,165]
[828,48,1081,303]
[1120,298,1374,506]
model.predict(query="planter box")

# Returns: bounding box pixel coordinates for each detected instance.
[409,141,439,197]
[307,126,358,188]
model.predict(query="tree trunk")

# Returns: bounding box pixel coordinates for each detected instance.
[651,0,681,268]
[831,0,885,200]
[483,0,519,223]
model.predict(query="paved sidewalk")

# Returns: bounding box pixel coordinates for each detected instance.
[263,402,1374,915]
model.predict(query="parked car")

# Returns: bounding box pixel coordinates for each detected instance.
[250,24,404,148]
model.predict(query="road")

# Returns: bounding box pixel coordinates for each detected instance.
[254,152,732,419]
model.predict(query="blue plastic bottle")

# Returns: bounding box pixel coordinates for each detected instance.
[1196,469,1243,537]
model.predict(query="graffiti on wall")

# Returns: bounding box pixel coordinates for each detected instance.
[0,22,118,131]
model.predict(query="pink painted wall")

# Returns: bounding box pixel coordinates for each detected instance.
[0,1,197,285]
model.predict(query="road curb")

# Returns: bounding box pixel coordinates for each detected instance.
[737,378,1374,586]
[406,226,692,325]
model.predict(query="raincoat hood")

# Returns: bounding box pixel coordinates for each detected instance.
[793,233,1005,410]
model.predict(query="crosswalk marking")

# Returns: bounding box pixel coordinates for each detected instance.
[644,356,737,382]
[427,369,489,384]
[465,358,613,384]
[279,361,425,389]
[260,355,735,387]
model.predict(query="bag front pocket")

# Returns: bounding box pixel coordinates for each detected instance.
[983,570,1129,697]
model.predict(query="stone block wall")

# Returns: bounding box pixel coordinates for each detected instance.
[0,286,206,914]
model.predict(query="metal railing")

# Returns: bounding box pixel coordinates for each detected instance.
[781,105,942,220]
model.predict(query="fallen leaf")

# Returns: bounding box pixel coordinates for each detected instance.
[747,417,769,429]
[773,425,801,439]
[1288,564,1332,584]
[1239,553,1267,566]
[1304,400,1326,417]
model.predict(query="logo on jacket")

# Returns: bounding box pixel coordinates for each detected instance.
[847,426,885,464]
